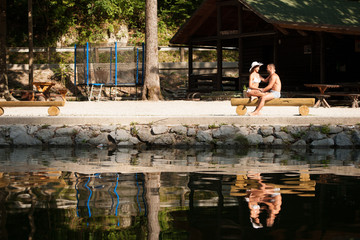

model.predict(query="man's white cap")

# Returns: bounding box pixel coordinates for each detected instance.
[249,61,263,72]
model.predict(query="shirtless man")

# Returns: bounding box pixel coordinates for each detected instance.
[245,172,282,228]
[249,64,281,116]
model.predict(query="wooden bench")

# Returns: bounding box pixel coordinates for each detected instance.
[0,101,65,116]
[10,89,36,101]
[291,92,331,108]
[231,98,315,116]
[327,92,360,108]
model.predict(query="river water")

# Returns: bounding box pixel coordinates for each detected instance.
[1,147,360,239]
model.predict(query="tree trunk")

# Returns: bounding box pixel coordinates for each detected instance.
[0,0,17,101]
[0,189,9,240]
[28,0,34,89]
[145,173,161,240]
[142,0,163,100]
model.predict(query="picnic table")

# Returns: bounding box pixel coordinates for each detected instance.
[33,81,56,100]
[304,83,341,108]
[327,82,360,108]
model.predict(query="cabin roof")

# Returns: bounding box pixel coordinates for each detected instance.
[171,0,360,44]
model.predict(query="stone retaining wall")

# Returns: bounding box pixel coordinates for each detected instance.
[1,124,360,148]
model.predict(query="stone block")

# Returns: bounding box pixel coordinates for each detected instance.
[151,125,168,135]
[196,130,213,143]
[171,125,187,135]
[310,138,334,148]
[334,132,352,147]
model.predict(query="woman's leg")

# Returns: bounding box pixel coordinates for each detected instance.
[247,90,266,97]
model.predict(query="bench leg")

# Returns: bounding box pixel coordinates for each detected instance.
[322,98,331,108]
[315,97,330,108]
[314,99,321,108]
[314,97,330,108]
[48,106,60,116]
[89,85,94,101]
[97,84,103,102]
[299,105,310,116]
[349,96,359,108]
[236,105,247,115]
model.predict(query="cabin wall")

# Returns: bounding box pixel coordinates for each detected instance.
[241,33,360,92]
[325,35,360,84]
[242,36,274,73]
[277,34,320,91]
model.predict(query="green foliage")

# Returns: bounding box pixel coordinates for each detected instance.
[280,126,289,133]
[130,126,139,136]
[320,125,331,134]
[234,134,249,147]
[291,131,306,139]
[41,124,50,129]
[130,122,138,126]
[208,124,219,129]
[7,0,201,47]
[159,0,203,28]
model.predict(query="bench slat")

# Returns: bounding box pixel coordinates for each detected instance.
[0,101,65,107]
[231,98,315,106]
[327,92,360,97]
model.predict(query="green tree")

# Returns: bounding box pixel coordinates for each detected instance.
[6,0,201,47]
[158,0,203,28]
[0,0,17,101]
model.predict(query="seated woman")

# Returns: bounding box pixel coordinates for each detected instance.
[246,61,267,98]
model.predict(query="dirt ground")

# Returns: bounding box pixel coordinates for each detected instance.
[7,70,188,100]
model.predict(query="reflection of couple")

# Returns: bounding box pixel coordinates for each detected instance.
[246,61,282,116]
[245,172,282,228]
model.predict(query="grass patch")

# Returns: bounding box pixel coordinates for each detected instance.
[291,131,306,139]
[41,124,50,129]
[130,126,138,136]
[320,125,331,134]
[280,126,289,133]
[208,124,219,129]
[234,134,249,147]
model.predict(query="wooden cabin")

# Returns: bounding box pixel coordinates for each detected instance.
[170,0,360,93]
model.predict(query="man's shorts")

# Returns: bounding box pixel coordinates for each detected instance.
[270,90,281,99]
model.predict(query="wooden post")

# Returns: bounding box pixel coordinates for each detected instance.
[273,31,278,66]
[216,40,223,91]
[28,0,34,89]
[238,4,243,91]
[188,44,193,75]
[216,4,222,91]
[180,47,185,62]
[320,32,325,83]
[188,43,193,92]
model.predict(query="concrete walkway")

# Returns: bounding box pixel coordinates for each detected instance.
[0,100,359,125]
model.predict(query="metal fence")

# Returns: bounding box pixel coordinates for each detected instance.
[74,43,144,87]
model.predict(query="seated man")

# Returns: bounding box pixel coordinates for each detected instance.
[249,64,281,116]
[245,172,282,228]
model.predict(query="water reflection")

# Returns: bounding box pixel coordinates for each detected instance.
[244,173,282,228]
[0,147,360,239]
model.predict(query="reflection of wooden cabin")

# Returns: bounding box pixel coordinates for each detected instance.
[170,0,360,93]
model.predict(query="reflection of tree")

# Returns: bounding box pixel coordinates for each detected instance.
[27,189,36,240]
[145,172,160,240]
[0,189,8,240]
[245,172,282,228]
